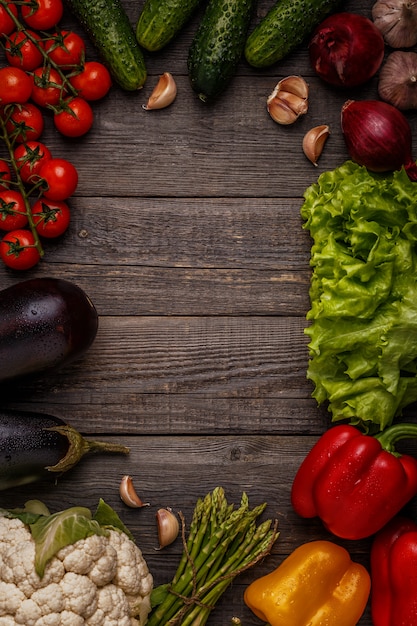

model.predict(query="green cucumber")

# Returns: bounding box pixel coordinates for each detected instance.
[245,0,342,68]
[188,0,255,103]
[65,0,147,90]
[136,0,203,52]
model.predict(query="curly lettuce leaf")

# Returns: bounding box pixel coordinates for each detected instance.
[301,161,417,429]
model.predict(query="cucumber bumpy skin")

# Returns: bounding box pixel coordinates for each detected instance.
[136,0,203,52]
[188,0,255,103]
[65,0,147,90]
[245,0,343,68]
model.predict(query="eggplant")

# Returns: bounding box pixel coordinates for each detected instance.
[0,277,98,382]
[0,409,129,490]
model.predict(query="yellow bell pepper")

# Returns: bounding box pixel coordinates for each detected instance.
[244,540,370,626]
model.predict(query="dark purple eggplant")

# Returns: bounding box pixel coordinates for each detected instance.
[0,277,98,381]
[0,409,129,490]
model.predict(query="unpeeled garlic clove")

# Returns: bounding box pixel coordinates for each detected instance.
[302,124,330,166]
[143,72,177,110]
[267,75,309,125]
[119,475,150,508]
[155,507,179,549]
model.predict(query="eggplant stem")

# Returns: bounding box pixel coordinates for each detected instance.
[44,425,130,473]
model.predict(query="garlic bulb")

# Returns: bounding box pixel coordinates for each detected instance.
[267,75,309,125]
[372,0,417,48]
[143,72,177,110]
[378,51,417,110]
[303,125,330,166]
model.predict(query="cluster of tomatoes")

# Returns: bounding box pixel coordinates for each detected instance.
[0,0,112,270]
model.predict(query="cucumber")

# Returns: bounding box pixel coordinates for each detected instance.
[136,0,203,52]
[244,0,342,68]
[65,0,147,90]
[188,0,255,103]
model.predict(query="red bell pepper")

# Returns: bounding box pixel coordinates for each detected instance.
[291,423,417,539]
[371,516,417,626]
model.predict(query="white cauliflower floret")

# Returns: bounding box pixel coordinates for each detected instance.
[0,511,153,626]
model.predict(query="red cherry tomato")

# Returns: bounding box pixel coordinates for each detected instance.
[69,61,112,101]
[5,103,44,143]
[39,158,78,201]
[0,2,18,36]
[21,0,63,30]
[0,67,32,105]
[0,190,28,231]
[5,30,44,71]
[45,30,86,69]
[0,228,40,270]
[14,141,52,184]
[53,97,93,137]
[0,160,12,187]
[32,197,70,238]
[31,66,65,107]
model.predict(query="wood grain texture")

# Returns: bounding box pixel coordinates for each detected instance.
[0,0,416,624]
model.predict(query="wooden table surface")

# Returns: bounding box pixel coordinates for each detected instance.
[2,0,417,623]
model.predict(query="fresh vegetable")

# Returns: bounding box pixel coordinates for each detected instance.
[244,0,342,68]
[31,66,66,107]
[53,96,94,138]
[309,12,384,88]
[0,408,130,490]
[341,99,417,180]
[39,157,78,200]
[21,0,64,30]
[119,475,150,509]
[372,0,417,48]
[68,60,112,101]
[291,423,417,539]
[371,516,417,626]
[0,277,98,381]
[13,140,52,184]
[301,160,417,428]
[5,102,44,143]
[244,540,370,626]
[266,75,309,125]
[302,124,330,166]
[0,228,40,269]
[188,0,255,103]
[0,66,33,104]
[65,0,147,91]
[32,197,71,238]
[44,29,86,69]
[136,0,202,52]
[147,486,279,625]
[0,189,28,230]
[143,72,177,111]
[0,1,18,36]
[155,507,179,548]
[0,498,153,624]
[5,28,44,71]
[378,51,417,111]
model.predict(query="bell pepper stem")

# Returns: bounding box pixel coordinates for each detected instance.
[375,423,417,455]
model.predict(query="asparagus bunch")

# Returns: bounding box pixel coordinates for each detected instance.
[148,486,279,626]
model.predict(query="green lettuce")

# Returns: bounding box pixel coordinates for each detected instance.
[301,160,417,429]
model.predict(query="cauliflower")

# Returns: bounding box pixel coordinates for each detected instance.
[0,500,153,626]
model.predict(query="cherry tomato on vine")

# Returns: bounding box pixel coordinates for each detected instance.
[69,61,112,101]
[0,67,32,105]
[21,0,63,31]
[31,66,65,107]
[39,158,78,201]
[0,2,18,37]
[53,97,93,137]
[0,228,40,270]
[14,141,52,184]
[0,160,11,187]
[0,190,28,231]
[5,30,44,71]
[5,103,44,143]
[32,197,70,238]
[45,30,86,69]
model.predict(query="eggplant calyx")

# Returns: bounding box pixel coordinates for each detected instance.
[44,425,130,474]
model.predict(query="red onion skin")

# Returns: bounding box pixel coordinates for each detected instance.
[341,99,417,181]
[309,13,385,88]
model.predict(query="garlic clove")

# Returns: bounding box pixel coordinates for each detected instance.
[143,72,177,110]
[119,475,150,508]
[302,125,330,166]
[267,75,309,125]
[155,507,179,549]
